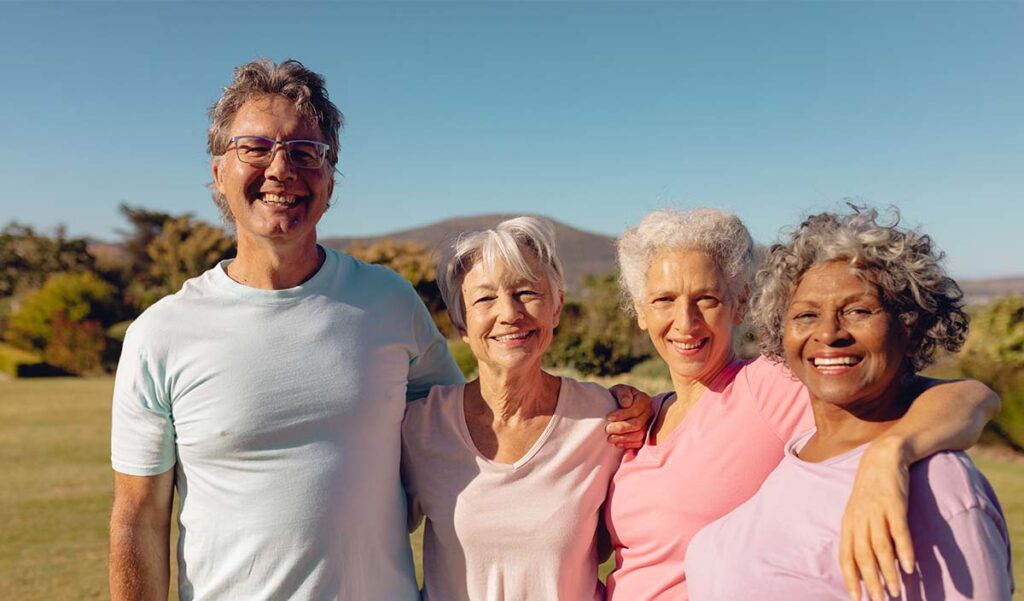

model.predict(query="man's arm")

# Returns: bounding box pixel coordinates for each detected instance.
[840,379,1000,601]
[110,468,175,601]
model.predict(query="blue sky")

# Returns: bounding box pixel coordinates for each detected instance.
[2,1,1021,279]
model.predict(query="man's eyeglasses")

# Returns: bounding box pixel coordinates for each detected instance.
[227,136,331,169]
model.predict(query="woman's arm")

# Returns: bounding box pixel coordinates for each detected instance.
[839,379,1000,601]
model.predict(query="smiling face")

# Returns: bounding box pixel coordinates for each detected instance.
[783,260,914,409]
[636,249,744,388]
[212,94,334,248]
[459,250,562,375]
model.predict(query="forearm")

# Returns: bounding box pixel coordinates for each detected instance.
[109,516,170,601]
[885,379,999,463]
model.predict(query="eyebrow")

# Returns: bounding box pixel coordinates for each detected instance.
[789,292,881,306]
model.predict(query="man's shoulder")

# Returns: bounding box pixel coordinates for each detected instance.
[327,249,418,299]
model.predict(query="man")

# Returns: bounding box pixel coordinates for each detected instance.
[109,59,648,600]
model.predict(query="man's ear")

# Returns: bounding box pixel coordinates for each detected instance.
[212,157,226,195]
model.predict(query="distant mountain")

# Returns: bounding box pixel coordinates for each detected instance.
[322,214,1024,304]
[321,214,617,294]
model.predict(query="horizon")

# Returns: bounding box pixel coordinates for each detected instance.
[2,2,1022,280]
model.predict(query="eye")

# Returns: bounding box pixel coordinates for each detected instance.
[792,311,817,322]
[842,307,875,321]
[473,296,496,305]
[515,290,540,300]
[696,295,721,308]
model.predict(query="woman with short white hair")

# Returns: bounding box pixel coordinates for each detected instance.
[401,217,642,600]
[604,207,999,601]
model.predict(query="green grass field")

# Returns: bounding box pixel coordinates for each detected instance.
[1,377,1021,599]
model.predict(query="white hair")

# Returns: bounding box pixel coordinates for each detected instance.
[438,216,564,332]
[617,208,755,315]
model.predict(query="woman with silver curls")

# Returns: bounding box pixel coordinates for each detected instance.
[604,207,1001,601]
[685,205,1012,600]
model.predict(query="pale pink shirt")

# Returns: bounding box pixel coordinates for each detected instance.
[686,430,1013,600]
[605,357,813,600]
[401,378,624,601]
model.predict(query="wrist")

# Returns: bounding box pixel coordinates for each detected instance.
[866,431,915,467]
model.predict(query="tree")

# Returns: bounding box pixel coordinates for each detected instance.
[133,216,235,309]
[0,222,95,298]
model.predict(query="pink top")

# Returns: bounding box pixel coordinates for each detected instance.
[401,378,624,601]
[604,357,813,600]
[685,430,1013,600]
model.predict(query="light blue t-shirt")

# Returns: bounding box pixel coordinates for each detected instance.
[111,247,463,600]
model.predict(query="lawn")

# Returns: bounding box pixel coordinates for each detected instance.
[1,377,1021,599]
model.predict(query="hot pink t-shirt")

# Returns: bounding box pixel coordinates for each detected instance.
[604,357,813,600]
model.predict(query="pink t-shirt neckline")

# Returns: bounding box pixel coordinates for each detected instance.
[455,378,565,470]
[640,359,747,458]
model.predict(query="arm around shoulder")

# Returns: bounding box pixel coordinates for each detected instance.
[109,468,175,601]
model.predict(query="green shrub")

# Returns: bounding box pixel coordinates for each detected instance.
[447,340,478,379]
[5,272,117,352]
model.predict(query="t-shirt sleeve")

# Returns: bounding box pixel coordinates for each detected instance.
[405,291,464,402]
[909,507,1014,600]
[742,356,813,443]
[110,326,177,476]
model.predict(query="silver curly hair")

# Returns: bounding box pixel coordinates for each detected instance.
[617,208,756,316]
[750,205,969,372]
[438,217,564,332]
[207,58,344,222]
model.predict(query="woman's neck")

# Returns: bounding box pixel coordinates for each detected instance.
[801,374,922,462]
[473,363,559,422]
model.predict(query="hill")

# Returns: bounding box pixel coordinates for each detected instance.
[321,214,617,294]
[324,214,1024,305]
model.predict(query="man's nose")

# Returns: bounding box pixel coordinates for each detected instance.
[264,145,298,181]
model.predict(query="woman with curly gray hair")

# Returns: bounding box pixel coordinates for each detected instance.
[603,207,1001,601]
[685,206,1012,600]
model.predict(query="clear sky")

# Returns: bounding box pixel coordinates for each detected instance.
[2,1,1021,279]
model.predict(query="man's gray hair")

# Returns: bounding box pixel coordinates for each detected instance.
[617,208,756,315]
[438,217,564,332]
[750,205,969,372]
[207,58,344,222]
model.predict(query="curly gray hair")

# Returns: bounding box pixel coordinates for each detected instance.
[617,208,756,316]
[750,205,968,371]
[207,59,344,222]
[438,217,564,332]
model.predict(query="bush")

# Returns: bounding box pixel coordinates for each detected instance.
[447,340,478,379]
[5,272,118,352]
[44,310,106,375]
[960,296,1024,450]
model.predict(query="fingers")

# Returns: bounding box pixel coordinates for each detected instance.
[605,403,645,424]
[606,429,644,449]
[852,529,886,601]
[868,517,901,599]
[840,521,861,601]
[889,512,915,574]
[608,384,636,409]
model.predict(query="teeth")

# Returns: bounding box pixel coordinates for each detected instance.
[813,357,860,367]
[671,340,703,350]
[261,193,299,205]
[494,332,531,342]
